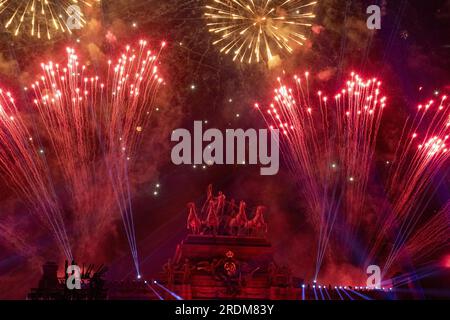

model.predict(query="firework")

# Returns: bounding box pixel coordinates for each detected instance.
[29,40,165,275]
[28,48,111,249]
[100,40,165,277]
[256,72,386,278]
[368,94,449,275]
[0,88,72,260]
[0,0,97,39]
[204,0,317,63]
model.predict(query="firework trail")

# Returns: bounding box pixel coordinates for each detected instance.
[0,0,98,39]
[0,89,72,260]
[401,202,450,265]
[99,40,165,277]
[383,263,442,290]
[29,40,165,276]
[204,0,317,63]
[255,72,386,279]
[368,94,449,276]
[29,48,113,253]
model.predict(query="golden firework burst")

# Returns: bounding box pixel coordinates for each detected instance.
[0,0,97,40]
[205,0,317,64]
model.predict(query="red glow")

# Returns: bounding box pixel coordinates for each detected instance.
[444,255,450,268]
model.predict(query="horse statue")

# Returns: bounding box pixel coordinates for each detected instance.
[205,200,219,235]
[228,201,248,235]
[246,206,268,236]
[187,202,201,234]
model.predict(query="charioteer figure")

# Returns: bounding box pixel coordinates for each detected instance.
[216,191,226,217]
[201,184,214,218]
[227,198,238,216]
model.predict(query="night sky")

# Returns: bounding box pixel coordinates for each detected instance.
[0,0,449,299]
